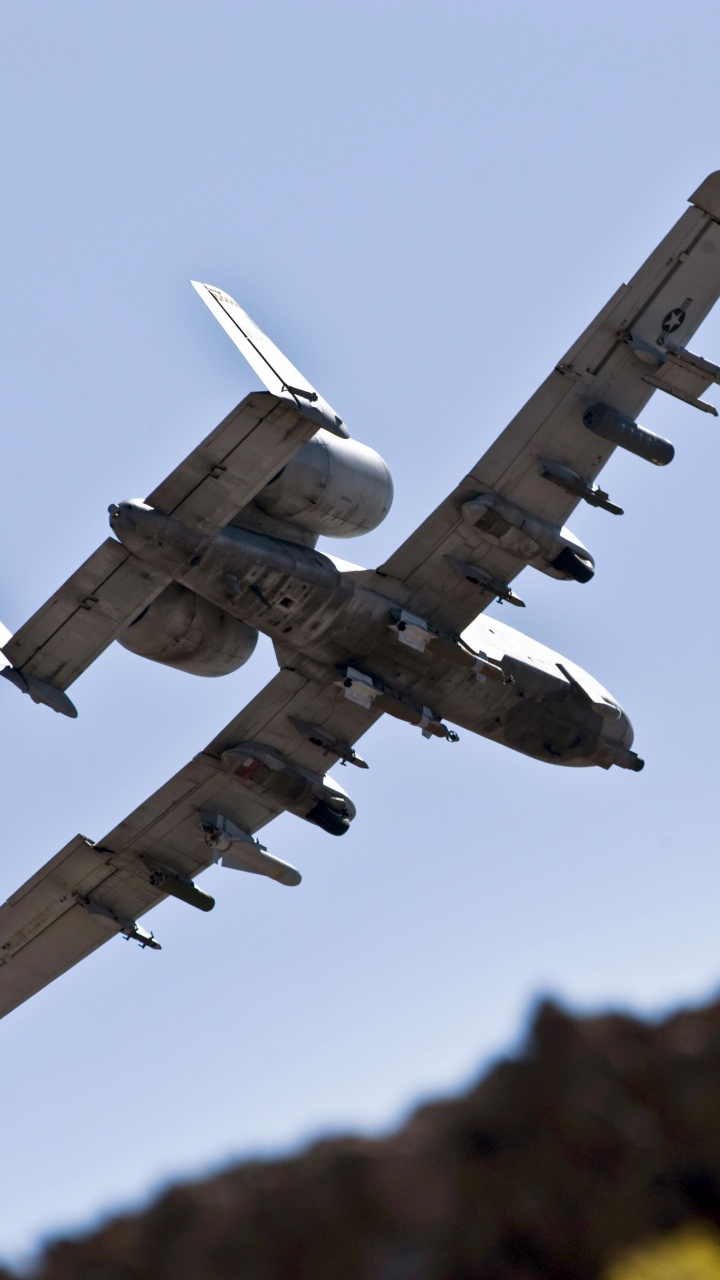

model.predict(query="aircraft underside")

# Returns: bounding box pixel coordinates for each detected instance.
[109,498,637,771]
[4,173,720,1015]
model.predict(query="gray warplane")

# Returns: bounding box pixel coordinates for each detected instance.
[2,174,720,1019]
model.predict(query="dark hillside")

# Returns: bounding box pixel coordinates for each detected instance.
[8,995,720,1280]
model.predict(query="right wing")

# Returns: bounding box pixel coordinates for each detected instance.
[2,281,340,712]
[0,666,381,1020]
[375,172,720,635]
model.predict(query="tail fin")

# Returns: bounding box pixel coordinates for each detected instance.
[190,281,348,439]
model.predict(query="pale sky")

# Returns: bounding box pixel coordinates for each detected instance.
[3,0,720,1262]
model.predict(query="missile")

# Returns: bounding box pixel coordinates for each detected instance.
[141,858,216,912]
[81,896,162,949]
[445,556,525,606]
[338,666,459,741]
[291,717,368,768]
[389,608,502,677]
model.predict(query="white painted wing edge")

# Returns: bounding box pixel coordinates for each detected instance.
[191,281,349,438]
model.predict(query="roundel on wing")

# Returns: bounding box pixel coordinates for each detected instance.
[661,307,686,333]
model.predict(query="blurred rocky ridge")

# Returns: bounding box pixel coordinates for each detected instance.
[7,994,720,1279]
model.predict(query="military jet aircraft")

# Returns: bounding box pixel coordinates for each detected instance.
[2,173,720,1019]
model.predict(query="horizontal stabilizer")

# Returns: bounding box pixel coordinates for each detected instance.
[191,281,348,439]
[145,391,319,535]
[3,388,326,707]
[1,666,78,717]
[2,539,170,694]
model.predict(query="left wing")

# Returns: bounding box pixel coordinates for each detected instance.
[375,172,720,633]
[0,668,381,1020]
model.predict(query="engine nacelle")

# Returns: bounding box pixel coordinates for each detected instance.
[118,583,258,676]
[254,429,393,539]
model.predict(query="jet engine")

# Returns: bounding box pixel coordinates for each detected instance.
[117,583,258,676]
[253,429,393,538]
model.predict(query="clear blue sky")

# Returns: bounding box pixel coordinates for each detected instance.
[3,0,720,1262]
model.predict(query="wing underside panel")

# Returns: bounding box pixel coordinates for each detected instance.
[0,668,382,1019]
[378,184,720,633]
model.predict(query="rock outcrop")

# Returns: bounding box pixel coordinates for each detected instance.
[10,994,720,1279]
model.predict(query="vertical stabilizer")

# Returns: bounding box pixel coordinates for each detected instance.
[191,281,348,438]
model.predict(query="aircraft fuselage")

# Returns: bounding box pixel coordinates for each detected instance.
[109,500,638,772]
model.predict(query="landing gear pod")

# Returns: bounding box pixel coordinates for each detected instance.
[550,546,595,584]
[461,493,595,583]
[219,741,356,836]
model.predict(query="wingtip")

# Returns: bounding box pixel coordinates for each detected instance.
[689,172,720,219]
